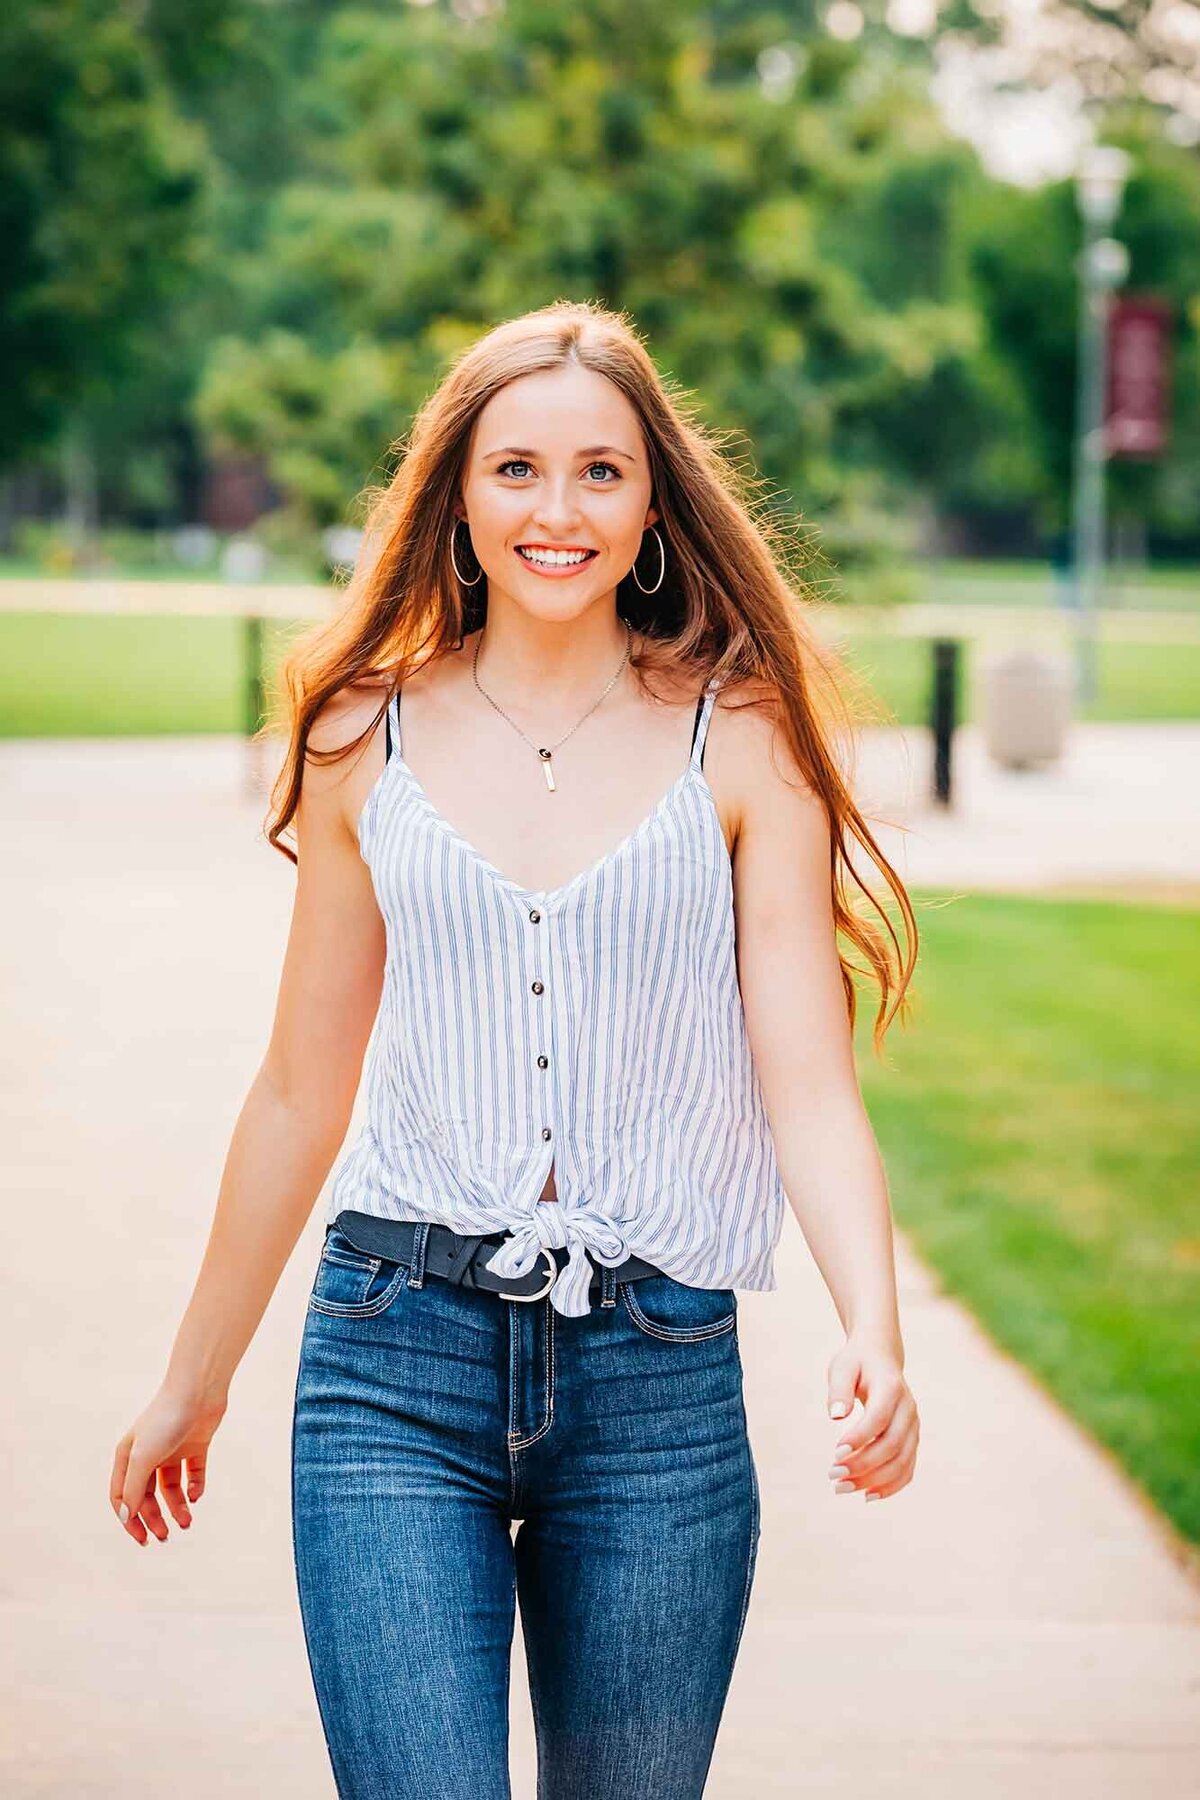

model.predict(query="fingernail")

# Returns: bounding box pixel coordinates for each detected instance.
[118,1503,129,1525]
[865,1492,880,1502]
[830,1401,849,1418]
[828,1465,849,1479]
[834,1443,853,1459]
[834,1480,855,1494]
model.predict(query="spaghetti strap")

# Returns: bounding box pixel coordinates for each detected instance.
[689,691,705,754]
[690,680,720,771]
[384,689,401,763]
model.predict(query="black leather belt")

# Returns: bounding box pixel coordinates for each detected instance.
[333,1210,664,1302]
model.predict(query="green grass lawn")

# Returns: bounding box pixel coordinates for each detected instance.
[4,550,1197,607]
[1,607,1197,733]
[838,632,1200,724]
[0,612,305,735]
[926,559,1199,611]
[856,891,1200,1550]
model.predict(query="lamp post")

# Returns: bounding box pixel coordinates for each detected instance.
[1070,145,1131,707]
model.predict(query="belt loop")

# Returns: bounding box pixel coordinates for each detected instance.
[600,1262,617,1308]
[406,1221,431,1288]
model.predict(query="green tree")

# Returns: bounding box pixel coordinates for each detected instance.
[963,109,1200,545]
[0,0,210,478]
[196,0,1006,578]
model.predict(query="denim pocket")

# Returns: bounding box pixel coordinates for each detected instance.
[620,1273,737,1342]
[308,1225,409,1319]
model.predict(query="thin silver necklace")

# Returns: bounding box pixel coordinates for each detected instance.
[471,621,634,793]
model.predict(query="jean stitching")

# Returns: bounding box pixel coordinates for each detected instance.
[621,1282,737,1341]
[308,1264,408,1318]
[507,1301,522,1447]
[291,1330,354,1789]
[508,1296,555,1450]
[734,1449,760,1656]
[406,1221,430,1288]
[506,1303,520,1515]
[322,1247,382,1274]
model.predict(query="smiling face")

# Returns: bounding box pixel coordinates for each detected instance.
[456,363,658,619]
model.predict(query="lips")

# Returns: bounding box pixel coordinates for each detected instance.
[515,546,600,570]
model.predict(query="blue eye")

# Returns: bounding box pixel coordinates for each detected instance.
[495,460,621,482]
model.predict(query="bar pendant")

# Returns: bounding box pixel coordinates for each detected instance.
[541,752,556,792]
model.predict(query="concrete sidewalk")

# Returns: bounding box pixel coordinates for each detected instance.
[2,731,1197,1796]
[850,719,1200,900]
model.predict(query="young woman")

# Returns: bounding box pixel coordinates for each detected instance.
[110,299,920,1797]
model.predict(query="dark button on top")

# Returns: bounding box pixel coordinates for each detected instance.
[528,909,541,924]
[536,1055,549,1069]
[531,980,544,995]
[542,1126,552,1141]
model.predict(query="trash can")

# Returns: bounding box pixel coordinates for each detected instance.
[979,647,1074,769]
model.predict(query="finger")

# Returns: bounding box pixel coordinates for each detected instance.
[117,1495,150,1546]
[185,1449,208,1504]
[137,1486,171,1543]
[832,1443,894,1486]
[111,1438,149,1545]
[121,1451,168,1543]
[827,1349,861,1424]
[157,1461,193,1531]
[833,1382,907,1460]
[864,1454,916,1501]
[110,1434,133,1517]
[830,1411,881,1462]
[835,1409,913,1479]
[834,1447,905,1495]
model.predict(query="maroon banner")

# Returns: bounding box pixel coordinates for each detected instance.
[1105,295,1172,458]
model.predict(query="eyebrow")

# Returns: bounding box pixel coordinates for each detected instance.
[481,444,637,463]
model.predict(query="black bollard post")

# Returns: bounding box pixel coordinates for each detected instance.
[243,613,266,798]
[930,638,960,807]
[243,613,265,738]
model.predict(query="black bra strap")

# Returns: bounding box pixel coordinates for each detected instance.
[690,691,706,766]
[384,695,393,762]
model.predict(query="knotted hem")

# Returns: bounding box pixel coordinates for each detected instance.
[481,1202,632,1318]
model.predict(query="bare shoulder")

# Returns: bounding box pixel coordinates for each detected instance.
[306,677,392,757]
[709,675,820,851]
[299,678,392,833]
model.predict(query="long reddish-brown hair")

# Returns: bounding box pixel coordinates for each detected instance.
[264,297,918,1054]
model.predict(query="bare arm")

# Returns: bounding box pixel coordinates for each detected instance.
[724,693,919,1502]
[110,685,389,1543]
[164,693,387,1405]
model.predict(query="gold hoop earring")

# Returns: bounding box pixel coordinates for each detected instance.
[631,525,665,595]
[450,519,484,587]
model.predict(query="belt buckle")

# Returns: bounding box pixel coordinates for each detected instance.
[498,1244,558,1302]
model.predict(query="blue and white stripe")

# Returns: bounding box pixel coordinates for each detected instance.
[326,678,787,1317]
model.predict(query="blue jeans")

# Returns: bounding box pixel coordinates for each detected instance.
[291,1222,761,1799]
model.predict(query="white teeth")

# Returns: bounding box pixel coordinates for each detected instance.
[518,547,593,567]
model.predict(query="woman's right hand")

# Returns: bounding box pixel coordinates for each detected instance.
[109,1382,228,1545]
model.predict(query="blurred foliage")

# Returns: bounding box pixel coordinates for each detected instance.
[0,0,211,457]
[189,0,1018,566]
[3,0,1199,568]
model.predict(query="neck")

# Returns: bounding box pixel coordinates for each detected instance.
[470,608,634,710]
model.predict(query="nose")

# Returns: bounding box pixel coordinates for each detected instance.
[530,477,586,532]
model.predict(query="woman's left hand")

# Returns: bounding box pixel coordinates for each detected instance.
[825,1334,919,1503]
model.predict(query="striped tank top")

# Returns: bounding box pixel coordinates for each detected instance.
[325,674,787,1317]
